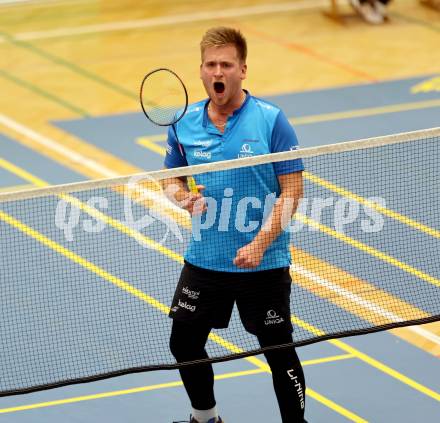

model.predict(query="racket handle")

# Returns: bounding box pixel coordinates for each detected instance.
[187,176,198,193]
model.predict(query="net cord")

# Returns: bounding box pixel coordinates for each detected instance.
[1,127,439,203]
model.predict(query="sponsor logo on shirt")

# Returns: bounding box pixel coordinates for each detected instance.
[194,139,213,148]
[238,143,254,158]
[187,106,202,114]
[264,309,284,325]
[194,150,211,159]
[255,100,273,110]
[242,139,259,143]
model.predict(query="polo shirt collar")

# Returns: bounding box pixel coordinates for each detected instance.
[203,90,250,130]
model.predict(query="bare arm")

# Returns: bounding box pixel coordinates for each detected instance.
[233,171,303,268]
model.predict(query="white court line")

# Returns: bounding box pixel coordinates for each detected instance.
[0,115,118,177]
[0,113,183,214]
[0,0,36,5]
[3,0,329,42]
[1,112,438,347]
[0,0,93,7]
[291,263,440,346]
[0,0,31,4]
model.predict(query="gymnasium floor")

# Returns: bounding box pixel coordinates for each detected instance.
[0,1,439,422]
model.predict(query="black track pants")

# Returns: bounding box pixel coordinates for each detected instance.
[170,320,306,422]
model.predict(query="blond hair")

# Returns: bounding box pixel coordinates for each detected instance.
[200,27,247,63]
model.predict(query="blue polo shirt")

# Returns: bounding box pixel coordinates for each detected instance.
[164,91,304,272]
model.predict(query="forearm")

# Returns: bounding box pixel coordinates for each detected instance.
[253,193,301,250]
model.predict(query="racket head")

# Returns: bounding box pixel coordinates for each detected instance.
[140,68,188,126]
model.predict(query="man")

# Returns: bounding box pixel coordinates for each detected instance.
[163,27,306,423]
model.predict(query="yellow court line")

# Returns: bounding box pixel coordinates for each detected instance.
[0,380,185,414]
[289,98,440,125]
[0,354,355,415]
[137,135,167,156]
[298,214,440,289]
[0,157,58,188]
[0,371,256,415]
[291,316,440,403]
[0,211,362,421]
[303,353,354,366]
[412,76,440,94]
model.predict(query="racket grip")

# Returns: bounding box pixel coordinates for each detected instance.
[187,176,198,193]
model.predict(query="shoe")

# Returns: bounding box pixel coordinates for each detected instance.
[350,0,384,24]
[173,417,223,423]
[374,1,389,20]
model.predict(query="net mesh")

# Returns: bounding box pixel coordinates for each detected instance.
[0,128,439,396]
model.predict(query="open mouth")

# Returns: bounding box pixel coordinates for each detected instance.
[213,82,225,94]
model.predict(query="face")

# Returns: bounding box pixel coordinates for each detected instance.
[200,44,247,107]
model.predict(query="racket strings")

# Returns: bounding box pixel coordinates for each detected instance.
[140,68,188,126]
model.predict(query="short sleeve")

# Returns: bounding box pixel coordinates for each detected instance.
[164,125,188,168]
[271,111,304,175]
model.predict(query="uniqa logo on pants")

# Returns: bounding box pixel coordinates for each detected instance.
[264,309,284,325]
